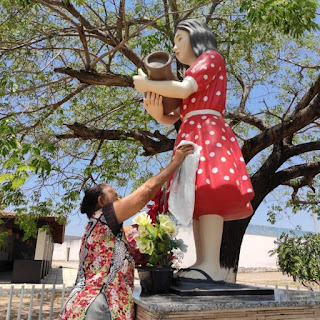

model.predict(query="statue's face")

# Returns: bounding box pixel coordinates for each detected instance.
[173,29,197,66]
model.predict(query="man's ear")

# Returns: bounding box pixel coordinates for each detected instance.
[97,195,104,208]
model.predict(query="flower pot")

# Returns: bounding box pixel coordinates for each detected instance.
[144,51,182,115]
[136,266,173,296]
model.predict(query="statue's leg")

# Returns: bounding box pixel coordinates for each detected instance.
[179,214,225,281]
[192,218,203,267]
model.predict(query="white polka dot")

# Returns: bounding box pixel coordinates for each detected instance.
[191,97,196,103]
[210,63,215,68]
[183,105,187,110]
[210,152,215,157]
[200,156,206,161]
[181,133,186,137]
[195,135,199,139]
[202,66,208,70]
[219,66,221,71]
[190,120,195,125]
[219,75,224,80]
[212,75,216,80]
[212,167,218,173]
[201,115,207,119]
[206,84,209,89]
[224,175,230,181]
[230,137,235,142]
[209,131,215,135]
[242,175,248,180]
[205,140,210,145]
[222,128,226,132]
[199,146,203,151]
[214,116,218,119]
[191,68,196,73]
[203,75,208,80]
[221,157,226,162]
[197,169,203,174]
[203,96,208,102]
[216,91,221,96]
[197,124,202,128]
[225,123,229,127]
[240,157,244,162]
[216,143,222,147]
[206,179,210,184]
[230,148,233,152]
[211,121,216,125]
[246,203,250,207]
[230,168,235,174]
[234,163,237,168]
[222,136,226,140]
[185,134,189,138]
[227,150,231,156]
[210,55,215,58]
[183,119,187,123]
[247,188,253,193]
[236,180,240,185]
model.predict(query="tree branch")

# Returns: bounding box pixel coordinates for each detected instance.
[56,122,175,156]
[54,67,133,86]
[242,85,320,162]
[226,111,268,131]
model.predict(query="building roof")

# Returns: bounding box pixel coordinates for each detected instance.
[0,210,65,244]
[246,224,312,238]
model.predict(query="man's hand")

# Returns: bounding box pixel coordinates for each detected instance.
[172,144,194,166]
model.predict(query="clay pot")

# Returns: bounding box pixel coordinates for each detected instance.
[144,51,182,115]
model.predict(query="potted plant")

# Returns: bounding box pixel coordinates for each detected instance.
[125,190,186,295]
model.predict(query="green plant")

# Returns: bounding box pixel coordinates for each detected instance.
[270,232,320,289]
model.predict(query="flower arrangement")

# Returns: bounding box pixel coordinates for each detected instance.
[126,190,185,268]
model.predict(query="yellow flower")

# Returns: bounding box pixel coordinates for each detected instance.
[133,212,152,226]
[136,238,154,255]
[138,225,149,238]
[158,214,177,236]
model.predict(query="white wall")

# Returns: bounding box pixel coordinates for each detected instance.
[239,234,278,270]
[52,238,82,261]
[53,229,279,270]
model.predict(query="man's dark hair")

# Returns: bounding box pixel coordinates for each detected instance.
[80,183,109,219]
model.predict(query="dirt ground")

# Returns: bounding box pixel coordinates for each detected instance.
[236,271,302,288]
[0,292,63,320]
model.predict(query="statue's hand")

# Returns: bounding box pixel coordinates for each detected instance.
[133,68,149,93]
[143,92,163,111]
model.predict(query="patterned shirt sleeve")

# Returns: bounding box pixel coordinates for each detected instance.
[186,50,225,92]
[102,203,121,235]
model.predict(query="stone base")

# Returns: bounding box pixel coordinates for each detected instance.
[133,286,320,320]
[171,280,275,297]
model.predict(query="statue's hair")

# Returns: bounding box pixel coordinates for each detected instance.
[175,19,218,58]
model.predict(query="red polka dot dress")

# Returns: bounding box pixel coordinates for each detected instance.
[168,50,254,221]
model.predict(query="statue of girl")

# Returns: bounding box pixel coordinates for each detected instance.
[133,19,254,282]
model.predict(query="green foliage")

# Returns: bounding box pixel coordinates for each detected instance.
[0,0,319,238]
[240,0,319,38]
[271,232,320,288]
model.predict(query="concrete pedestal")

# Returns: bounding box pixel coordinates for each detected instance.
[134,286,320,319]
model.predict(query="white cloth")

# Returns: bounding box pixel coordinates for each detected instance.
[168,140,201,226]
